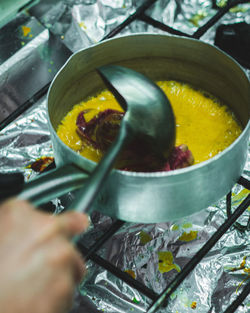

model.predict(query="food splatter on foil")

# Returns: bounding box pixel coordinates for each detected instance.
[0,1,249,313]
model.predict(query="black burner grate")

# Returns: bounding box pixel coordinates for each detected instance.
[75,176,249,313]
[102,0,247,41]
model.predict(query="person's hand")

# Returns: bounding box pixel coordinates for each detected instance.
[0,199,88,313]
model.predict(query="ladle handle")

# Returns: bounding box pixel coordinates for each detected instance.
[18,164,88,207]
[68,122,129,214]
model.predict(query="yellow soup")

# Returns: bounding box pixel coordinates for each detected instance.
[57,81,242,165]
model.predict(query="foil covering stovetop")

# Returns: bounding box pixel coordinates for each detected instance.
[0,1,249,312]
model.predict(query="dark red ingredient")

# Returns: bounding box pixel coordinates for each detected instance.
[161,144,194,171]
[76,109,123,149]
[95,110,124,150]
[29,157,54,173]
[76,110,194,172]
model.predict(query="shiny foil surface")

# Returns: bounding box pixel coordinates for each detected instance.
[0,1,249,313]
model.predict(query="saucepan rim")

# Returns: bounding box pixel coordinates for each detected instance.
[47,33,250,178]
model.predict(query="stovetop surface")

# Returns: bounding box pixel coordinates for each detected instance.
[0,1,249,313]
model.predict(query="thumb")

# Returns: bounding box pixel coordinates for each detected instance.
[54,212,89,239]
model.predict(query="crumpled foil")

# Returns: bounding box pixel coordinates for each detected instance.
[0,1,249,313]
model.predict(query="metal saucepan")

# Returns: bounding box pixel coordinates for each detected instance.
[21,34,250,223]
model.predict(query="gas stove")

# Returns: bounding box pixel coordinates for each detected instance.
[0,1,249,313]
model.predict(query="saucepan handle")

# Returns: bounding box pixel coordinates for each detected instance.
[0,165,89,207]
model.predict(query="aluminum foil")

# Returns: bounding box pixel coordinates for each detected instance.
[0,1,249,313]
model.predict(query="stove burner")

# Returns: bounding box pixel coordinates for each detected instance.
[0,1,249,312]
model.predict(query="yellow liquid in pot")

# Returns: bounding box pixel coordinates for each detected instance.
[57,81,242,165]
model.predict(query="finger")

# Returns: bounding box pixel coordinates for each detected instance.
[0,198,35,213]
[71,249,86,284]
[38,212,89,243]
[56,212,89,238]
[43,270,76,313]
[47,238,86,283]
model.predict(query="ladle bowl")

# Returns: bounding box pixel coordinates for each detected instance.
[68,64,176,214]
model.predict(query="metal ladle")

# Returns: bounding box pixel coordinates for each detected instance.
[68,65,176,215]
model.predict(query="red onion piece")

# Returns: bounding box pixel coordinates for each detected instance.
[76,110,194,172]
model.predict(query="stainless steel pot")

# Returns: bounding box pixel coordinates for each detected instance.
[22,34,250,223]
